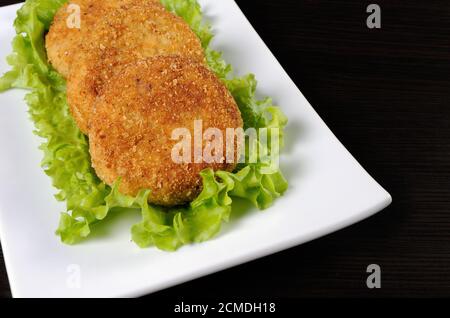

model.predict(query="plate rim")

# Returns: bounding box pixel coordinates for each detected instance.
[0,0,392,298]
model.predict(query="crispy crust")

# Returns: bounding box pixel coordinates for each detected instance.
[61,1,205,133]
[89,56,243,206]
[46,0,162,78]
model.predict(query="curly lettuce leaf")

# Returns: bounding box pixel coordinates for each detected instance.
[132,166,288,251]
[1,0,289,251]
[1,0,116,244]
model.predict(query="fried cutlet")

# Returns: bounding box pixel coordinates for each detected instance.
[89,56,243,206]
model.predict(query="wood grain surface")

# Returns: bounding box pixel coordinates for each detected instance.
[0,0,449,298]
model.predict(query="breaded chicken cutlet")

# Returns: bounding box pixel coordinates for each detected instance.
[45,0,163,78]
[89,56,243,206]
[46,0,205,133]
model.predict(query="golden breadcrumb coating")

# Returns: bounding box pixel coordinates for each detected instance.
[62,1,205,133]
[89,56,243,206]
[46,0,162,78]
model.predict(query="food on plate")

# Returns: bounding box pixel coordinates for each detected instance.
[45,0,164,78]
[0,0,288,251]
[90,56,243,206]
[60,0,205,133]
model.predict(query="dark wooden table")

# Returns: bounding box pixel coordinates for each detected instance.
[1,0,449,298]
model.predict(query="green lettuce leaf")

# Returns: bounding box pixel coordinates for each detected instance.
[1,0,288,251]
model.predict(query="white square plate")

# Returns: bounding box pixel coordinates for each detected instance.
[0,0,391,298]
